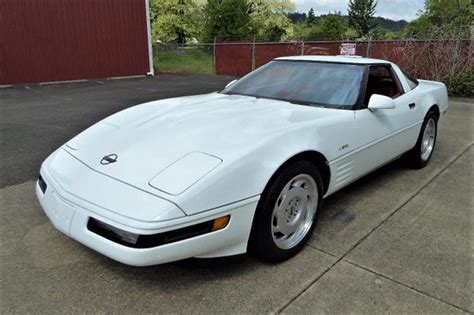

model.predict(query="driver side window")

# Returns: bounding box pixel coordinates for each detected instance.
[364,66,402,106]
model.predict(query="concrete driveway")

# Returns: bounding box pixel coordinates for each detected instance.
[0,77,472,313]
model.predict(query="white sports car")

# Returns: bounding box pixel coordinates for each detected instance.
[37,56,448,266]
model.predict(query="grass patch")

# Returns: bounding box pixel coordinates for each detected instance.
[153,48,214,75]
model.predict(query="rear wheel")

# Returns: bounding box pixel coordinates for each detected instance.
[407,111,438,169]
[249,161,323,262]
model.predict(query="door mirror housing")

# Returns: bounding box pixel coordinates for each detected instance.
[225,79,237,89]
[368,94,396,111]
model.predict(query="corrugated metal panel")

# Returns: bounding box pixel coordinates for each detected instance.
[0,0,150,84]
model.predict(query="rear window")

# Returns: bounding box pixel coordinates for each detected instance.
[403,71,419,90]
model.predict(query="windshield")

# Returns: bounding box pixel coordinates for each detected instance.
[222,60,365,109]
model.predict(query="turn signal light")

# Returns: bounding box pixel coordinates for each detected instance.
[211,215,230,231]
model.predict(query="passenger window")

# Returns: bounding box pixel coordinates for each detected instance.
[364,66,402,106]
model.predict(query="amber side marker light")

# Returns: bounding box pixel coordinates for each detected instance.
[212,215,231,231]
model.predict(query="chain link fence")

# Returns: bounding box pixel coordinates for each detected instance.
[153,43,216,75]
[153,39,473,86]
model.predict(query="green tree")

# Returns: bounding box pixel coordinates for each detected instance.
[307,14,347,40]
[404,0,472,38]
[250,0,295,41]
[318,14,347,40]
[403,15,432,38]
[347,0,377,37]
[307,7,317,26]
[204,0,295,42]
[293,23,309,39]
[425,0,472,28]
[203,0,253,41]
[344,27,359,39]
[372,28,400,40]
[150,0,204,43]
[287,12,308,24]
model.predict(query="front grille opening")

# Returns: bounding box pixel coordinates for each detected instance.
[38,175,47,194]
[87,218,215,249]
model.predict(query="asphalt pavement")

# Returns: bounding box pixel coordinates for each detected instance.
[0,77,472,313]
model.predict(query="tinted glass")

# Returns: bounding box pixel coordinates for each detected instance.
[364,66,402,105]
[222,61,365,109]
[402,70,419,90]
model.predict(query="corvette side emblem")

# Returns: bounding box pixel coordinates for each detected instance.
[338,144,349,151]
[100,154,118,165]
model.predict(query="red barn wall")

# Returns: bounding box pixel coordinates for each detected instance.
[0,0,151,85]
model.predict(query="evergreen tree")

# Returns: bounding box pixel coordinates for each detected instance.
[307,7,317,26]
[347,0,377,37]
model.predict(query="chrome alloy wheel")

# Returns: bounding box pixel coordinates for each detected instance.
[421,117,436,161]
[271,174,318,249]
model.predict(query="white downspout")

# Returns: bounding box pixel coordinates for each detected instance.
[145,0,154,76]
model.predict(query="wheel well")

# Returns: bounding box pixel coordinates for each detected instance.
[429,104,440,119]
[267,151,331,195]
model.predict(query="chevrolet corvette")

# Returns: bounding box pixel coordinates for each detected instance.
[37,55,448,266]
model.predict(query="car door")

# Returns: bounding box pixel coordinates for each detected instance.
[352,65,421,179]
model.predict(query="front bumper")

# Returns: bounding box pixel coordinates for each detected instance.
[36,168,258,267]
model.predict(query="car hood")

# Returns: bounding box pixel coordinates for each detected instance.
[64,93,340,209]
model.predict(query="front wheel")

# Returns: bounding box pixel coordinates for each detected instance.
[248,161,323,262]
[407,111,438,169]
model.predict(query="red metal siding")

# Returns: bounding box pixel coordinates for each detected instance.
[0,0,150,84]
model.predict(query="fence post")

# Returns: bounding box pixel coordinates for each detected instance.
[181,41,185,72]
[213,37,217,75]
[301,39,305,55]
[366,36,372,58]
[251,35,256,71]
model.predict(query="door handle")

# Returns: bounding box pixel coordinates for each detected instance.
[408,103,416,109]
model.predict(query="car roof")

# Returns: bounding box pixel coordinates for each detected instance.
[275,55,391,65]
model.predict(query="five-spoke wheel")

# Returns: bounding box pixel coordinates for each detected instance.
[249,161,323,262]
[421,117,436,162]
[407,110,438,169]
[271,174,318,250]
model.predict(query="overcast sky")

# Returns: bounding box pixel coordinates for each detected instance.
[294,0,425,21]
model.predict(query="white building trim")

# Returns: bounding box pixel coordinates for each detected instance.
[145,0,154,76]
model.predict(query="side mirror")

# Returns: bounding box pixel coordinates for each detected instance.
[225,79,237,89]
[368,94,396,111]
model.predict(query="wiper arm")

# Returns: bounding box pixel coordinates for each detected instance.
[223,92,259,99]
[287,99,324,107]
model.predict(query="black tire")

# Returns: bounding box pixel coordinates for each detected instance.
[407,110,438,169]
[248,160,324,262]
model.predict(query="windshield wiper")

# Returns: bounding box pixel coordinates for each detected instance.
[287,99,325,108]
[224,92,327,108]
[223,91,261,99]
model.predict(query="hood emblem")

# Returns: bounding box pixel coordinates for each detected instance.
[100,154,118,165]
